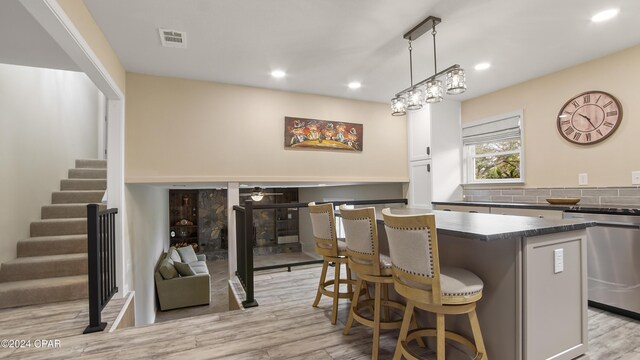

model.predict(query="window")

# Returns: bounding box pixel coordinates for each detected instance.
[463,111,524,184]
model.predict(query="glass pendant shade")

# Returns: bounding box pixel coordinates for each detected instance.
[406,89,423,110]
[446,68,467,95]
[425,80,443,103]
[391,97,407,116]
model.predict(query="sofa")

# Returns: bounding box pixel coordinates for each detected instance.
[155,246,210,311]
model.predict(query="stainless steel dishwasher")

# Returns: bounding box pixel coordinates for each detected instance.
[563,211,640,319]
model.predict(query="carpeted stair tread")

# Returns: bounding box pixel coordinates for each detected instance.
[68,168,107,179]
[30,218,86,237]
[75,159,107,169]
[0,254,87,282]
[60,179,107,191]
[17,235,87,257]
[51,190,105,204]
[41,203,105,219]
[0,275,87,309]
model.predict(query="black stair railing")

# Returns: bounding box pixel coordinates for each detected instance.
[84,203,119,334]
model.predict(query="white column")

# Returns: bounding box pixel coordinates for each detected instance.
[227,182,240,277]
[107,98,127,296]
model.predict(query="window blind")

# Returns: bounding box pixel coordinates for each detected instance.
[462,114,521,145]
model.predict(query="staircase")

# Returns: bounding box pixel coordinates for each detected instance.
[0,159,107,309]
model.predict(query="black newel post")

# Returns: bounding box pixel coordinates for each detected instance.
[84,204,106,333]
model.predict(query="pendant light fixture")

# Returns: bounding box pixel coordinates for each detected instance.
[391,16,466,116]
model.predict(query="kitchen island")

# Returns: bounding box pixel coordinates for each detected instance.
[375,209,594,360]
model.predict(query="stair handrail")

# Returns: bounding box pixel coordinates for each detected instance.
[84,203,119,334]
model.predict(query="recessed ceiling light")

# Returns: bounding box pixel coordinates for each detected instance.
[348,82,361,89]
[271,70,286,78]
[474,62,491,71]
[591,8,619,23]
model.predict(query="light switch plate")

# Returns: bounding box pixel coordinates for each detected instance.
[632,171,640,185]
[554,249,564,274]
[578,173,588,186]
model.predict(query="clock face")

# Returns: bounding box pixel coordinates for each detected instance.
[557,91,622,145]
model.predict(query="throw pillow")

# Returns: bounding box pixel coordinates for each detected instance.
[168,247,181,263]
[174,261,196,276]
[177,245,198,264]
[158,259,178,280]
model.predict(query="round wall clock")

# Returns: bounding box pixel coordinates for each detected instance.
[557,91,622,145]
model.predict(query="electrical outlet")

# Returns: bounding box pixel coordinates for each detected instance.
[554,249,564,274]
[578,173,588,186]
[632,171,640,185]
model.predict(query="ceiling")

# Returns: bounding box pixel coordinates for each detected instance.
[0,1,78,71]
[1,1,637,103]
[84,0,640,103]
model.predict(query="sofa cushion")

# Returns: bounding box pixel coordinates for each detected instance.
[174,261,196,276]
[168,247,181,263]
[191,262,209,275]
[177,246,198,264]
[158,259,178,280]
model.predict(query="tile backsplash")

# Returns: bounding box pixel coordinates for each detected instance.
[463,186,640,206]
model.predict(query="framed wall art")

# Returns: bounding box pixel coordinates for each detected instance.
[284,116,363,152]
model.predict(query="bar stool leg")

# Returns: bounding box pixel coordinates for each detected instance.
[313,259,329,307]
[436,313,445,360]
[332,261,341,325]
[343,277,363,335]
[411,311,427,348]
[346,264,353,295]
[373,282,382,360]
[383,283,391,321]
[394,301,414,360]
[469,309,487,359]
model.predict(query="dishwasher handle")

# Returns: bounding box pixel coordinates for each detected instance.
[594,221,640,230]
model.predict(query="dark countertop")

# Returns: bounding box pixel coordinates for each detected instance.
[376,208,594,242]
[432,201,640,215]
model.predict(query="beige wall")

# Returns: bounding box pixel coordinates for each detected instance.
[462,45,640,188]
[0,64,99,264]
[125,73,407,183]
[124,184,169,325]
[57,0,126,93]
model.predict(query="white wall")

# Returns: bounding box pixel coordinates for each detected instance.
[124,184,169,325]
[0,63,99,264]
[297,183,403,255]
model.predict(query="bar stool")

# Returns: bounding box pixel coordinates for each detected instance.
[382,208,487,360]
[340,205,408,359]
[308,202,355,325]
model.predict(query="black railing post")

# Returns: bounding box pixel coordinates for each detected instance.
[242,200,258,308]
[84,204,106,334]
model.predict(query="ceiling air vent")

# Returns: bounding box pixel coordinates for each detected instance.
[158,28,187,48]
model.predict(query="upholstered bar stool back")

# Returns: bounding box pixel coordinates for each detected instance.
[340,206,406,359]
[382,208,487,360]
[308,202,354,325]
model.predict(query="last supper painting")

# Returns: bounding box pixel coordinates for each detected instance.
[284,117,363,152]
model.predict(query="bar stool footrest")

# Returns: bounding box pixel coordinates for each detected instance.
[401,328,483,360]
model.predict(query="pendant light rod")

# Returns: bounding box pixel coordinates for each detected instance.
[432,26,438,74]
[408,40,414,86]
[403,16,441,41]
[394,64,460,98]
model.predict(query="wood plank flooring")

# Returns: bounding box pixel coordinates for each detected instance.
[1,264,639,359]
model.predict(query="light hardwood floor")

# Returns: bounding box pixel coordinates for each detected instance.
[2,264,639,359]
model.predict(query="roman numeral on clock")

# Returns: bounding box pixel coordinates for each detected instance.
[595,95,602,104]
[603,100,613,108]
[583,95,590,103]
[560,120,570,126]
[607,110,618,117]
[603,121,614,127]
[564,127,574,135]
[596,129,603,136]
[573,132,582,141]
[572,100,580,108]
[586,133,592,142]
